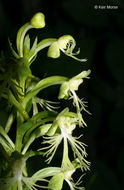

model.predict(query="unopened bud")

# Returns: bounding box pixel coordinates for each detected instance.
[30,12,45,28]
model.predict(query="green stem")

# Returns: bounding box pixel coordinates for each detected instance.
[16,23,33,57]
[29,38,57,62]
[22,135,35,154]
[32,167,61,180]
[15,110,26,152]
[36,38,57,52]
[31,110,55,122]
[8,90,29,120]
[32,100,38,115]
[11,182,18,190]
[18,180,23,190]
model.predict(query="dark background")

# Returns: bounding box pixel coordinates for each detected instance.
[0,0,124,189]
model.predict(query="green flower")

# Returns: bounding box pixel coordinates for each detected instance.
[40,108,90,170]
[58,70,91,99]
[0,11,91,190]
[48,137,85,190]
[47,35,87,62]
[48,166,84,190]
[46,108,77,136]
[58,70,91,126]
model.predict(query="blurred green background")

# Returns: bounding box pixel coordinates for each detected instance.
[0,0,124,189]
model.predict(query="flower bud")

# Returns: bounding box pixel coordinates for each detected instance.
[30,12,45,28]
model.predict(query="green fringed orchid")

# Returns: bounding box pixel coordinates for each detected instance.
[0,11,91,190]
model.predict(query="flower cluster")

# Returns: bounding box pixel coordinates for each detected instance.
[0,12,91,190]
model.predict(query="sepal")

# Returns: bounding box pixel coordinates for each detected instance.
[47,41,60,58]
[48,173,64,190]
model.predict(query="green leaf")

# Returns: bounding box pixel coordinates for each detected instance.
[0,126,15,149]
[8,90,29,120]
[19,64,30,80]
[0,135,12,155]
[30,37,38,53]
[15,120,34,152]
[28,37,38,61]
[23,35,31,57]
[8,39,19,58]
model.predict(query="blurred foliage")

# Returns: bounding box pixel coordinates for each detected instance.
[0,0,124,189]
